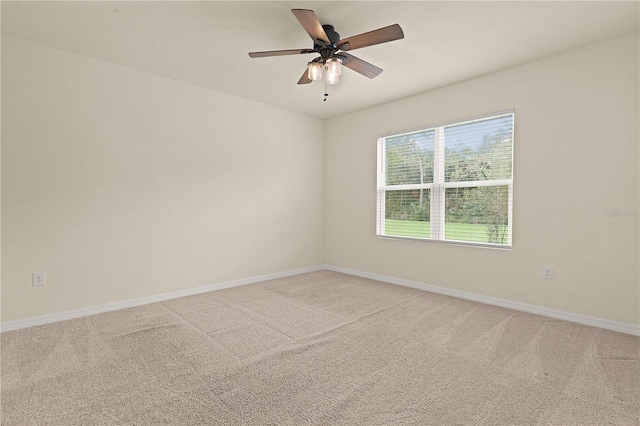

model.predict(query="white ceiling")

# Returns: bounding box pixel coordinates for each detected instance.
[2,1,639,119]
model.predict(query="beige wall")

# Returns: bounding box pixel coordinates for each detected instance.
[1,36,325,322]
[325,33,640,326]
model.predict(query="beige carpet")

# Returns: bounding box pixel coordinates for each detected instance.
[1,270,639,425]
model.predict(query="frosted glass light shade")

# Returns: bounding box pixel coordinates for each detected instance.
[325,58,342,76]
[324,58,341,85]
[325,72,339,85]
[307,62,322,80]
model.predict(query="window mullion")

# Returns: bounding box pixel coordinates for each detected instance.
[431,126,445,240]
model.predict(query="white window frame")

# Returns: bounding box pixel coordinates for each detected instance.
[377,110,514,248]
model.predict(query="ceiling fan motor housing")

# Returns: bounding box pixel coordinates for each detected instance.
[322,25,341,44]
[316,25,341,62]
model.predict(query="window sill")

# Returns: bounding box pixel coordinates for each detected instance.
[376,234,512,250]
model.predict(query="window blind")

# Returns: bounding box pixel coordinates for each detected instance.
[377,111,514,247]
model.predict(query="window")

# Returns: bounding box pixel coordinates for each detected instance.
[377,111,514,247]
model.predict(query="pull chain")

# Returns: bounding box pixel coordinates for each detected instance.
[323,81,329,102]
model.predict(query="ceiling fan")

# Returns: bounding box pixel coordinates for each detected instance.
[248,9,404,87]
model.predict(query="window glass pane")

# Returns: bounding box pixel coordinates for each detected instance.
[377,112,513,247]
[385,130,435,185]
[385,189,430,238]
[445,186,510,244]
[444,115,513,182]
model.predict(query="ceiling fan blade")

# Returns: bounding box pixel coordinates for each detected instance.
[339,52,383,79]
[297,69,312,85]
[249,48,315,58]
[291,9,330,44]
[337,24,404,51]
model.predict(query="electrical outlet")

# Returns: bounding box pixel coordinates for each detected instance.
[542,266,553,280]
[32,272,45,287]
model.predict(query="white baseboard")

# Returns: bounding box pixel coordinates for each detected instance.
[4,264,638,336]
[325,265,640,336]
[0,265,324,333]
